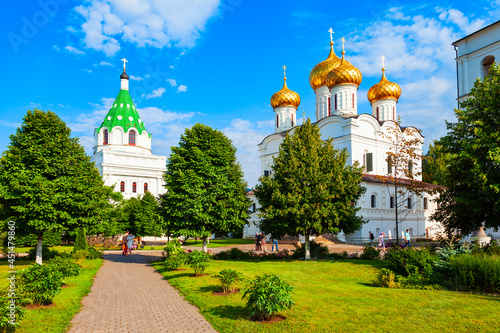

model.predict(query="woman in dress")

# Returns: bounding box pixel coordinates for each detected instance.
[127,233,135,256]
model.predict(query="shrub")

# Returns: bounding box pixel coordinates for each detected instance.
[163,240,184,258]
[164,253,185,270]
[329,251,349,260]
[373,268,397,288]
[291,241,329,260]
[2,231,61,247]
[449,253,500,293]
[74,228,88,251]
[86,247,103,259]
[384,247,438,277]
[0,290,26,333]
[360,245,381,260]
[48,257,81,277]
[215,269,243,293]
[26,246,59,261]
[483,239,500,256]
[185,250,212,276]
[18,264,64,305]
[242,274,294,321]
[214,248,253,260]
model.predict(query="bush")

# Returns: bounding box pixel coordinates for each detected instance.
[384,247,438,277]
[449,253,500,293]
[373,268,397,288]
[215,269,243,293]
[329,251,349,260]
[18,264,64,305]
[74,228,88,251]
[2,231,61,248]
[164,253,185,270]
[0,290,26,333]
[242,274,294,321]
[48,257,81,277]
[72,247,102,262]
[291,241,329,260]
[214,248,253,260]
[26,246,59,261]
[185,250,212,276]
[360,245,381,260]
[163,240,184,258]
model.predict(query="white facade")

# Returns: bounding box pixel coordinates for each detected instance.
[453,20,500,103]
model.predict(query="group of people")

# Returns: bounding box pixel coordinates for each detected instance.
[254,232,279,252]
[369,229,412,250]
[121,230,136,256]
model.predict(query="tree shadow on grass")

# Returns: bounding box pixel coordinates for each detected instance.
[206,304,250,320]
[199,285,221,293]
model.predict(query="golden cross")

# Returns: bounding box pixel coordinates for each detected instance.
[341,37,346,52]
[282,65,287,79]
[380,55,386,69]
[328,27,334,43]
[121,58,128,70]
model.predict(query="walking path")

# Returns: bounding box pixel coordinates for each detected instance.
[69,253,217,333]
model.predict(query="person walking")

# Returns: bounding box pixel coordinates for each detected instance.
[272,238,278,252]
[127,233,135,256]
[404,229,411,248]
[369,231,375,243]
[377,232,385,251]
[255,233,260,251]
[122,230,129,256]
[260,232,267,253]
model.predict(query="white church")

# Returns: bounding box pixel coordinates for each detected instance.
[244,32,443,243]
[90,60,167,200]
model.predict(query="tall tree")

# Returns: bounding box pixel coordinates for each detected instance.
[123,192,163,237]
[160,124,250,252]
[378,119,430,245]
[433,63,500,234]
[255,119,366,260]
[0,109,111,264]
[422,141,453,186]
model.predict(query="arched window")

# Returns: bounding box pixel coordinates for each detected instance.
[423,197,428,210]
[276,115,279,128]
[144,183,148,193]
[371,195,376,208]
[120,181,125,192]
[328,96,331,116]
[481,55,495,78]
[408,197,412,209]
[129,130,136,146]
[334,94,338,110]
[376,107,379,120]
[132,182,137,193]
[103,129,108,145]
[390,196,395,208]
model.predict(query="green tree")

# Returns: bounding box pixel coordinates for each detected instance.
[123,192,163,237]
[422,141,453,186]
[433,63,500,234]
[87,186,125,237]
[0,109,111,264]
[160,124,250,252]
[255,119,366,260]
[74,228,88,251]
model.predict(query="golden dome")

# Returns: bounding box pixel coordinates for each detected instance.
[309,42,342,90]
[270,78,301,108]
[367,68,401,103]
[325,52,363,87]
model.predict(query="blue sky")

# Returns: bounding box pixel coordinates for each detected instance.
[2,0,499,187]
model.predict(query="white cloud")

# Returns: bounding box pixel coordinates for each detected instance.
[65,45,85,55]
[83,69,93,73]
[53,44,60,51]
[177,85,187,92]
[146,87,166,99]
[166,78,177,87]
[74,0,221,56]
[98,61,112,66]
[129,75,144,81]
[169,65,174,69]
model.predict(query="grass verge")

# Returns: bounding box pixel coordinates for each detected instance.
[151,259,500,333]
[0,259,102,333]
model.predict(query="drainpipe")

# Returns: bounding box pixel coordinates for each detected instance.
[454,44,460,108]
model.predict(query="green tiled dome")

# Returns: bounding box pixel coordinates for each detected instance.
[98,90,149,136]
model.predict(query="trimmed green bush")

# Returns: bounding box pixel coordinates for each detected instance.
[164,253,185,270]
[449,254,500,293]
[215,269,243,293]
[360,245,381,260]
[384,247,438,277]
[185,250,212,276]
[214,247,253,260]
[373,268,397,288]
[163,240,184,258]
[18,264,64,305]
[48,257,81,277]
[242,274,294,320]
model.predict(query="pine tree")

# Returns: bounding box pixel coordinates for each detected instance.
[74,228,88,251]
[160,124,250,252]
[255,119,366,260]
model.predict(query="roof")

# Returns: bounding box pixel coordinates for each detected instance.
[362,174,445,190]
[98,89,148,136]
[452,20,500,45]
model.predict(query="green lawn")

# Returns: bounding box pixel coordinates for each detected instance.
[151,259,500,333]
[0,245,75,254]
[182,239,254,248]
[0,258,102,333]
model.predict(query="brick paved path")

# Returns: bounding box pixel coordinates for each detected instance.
[69,253,217,333]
